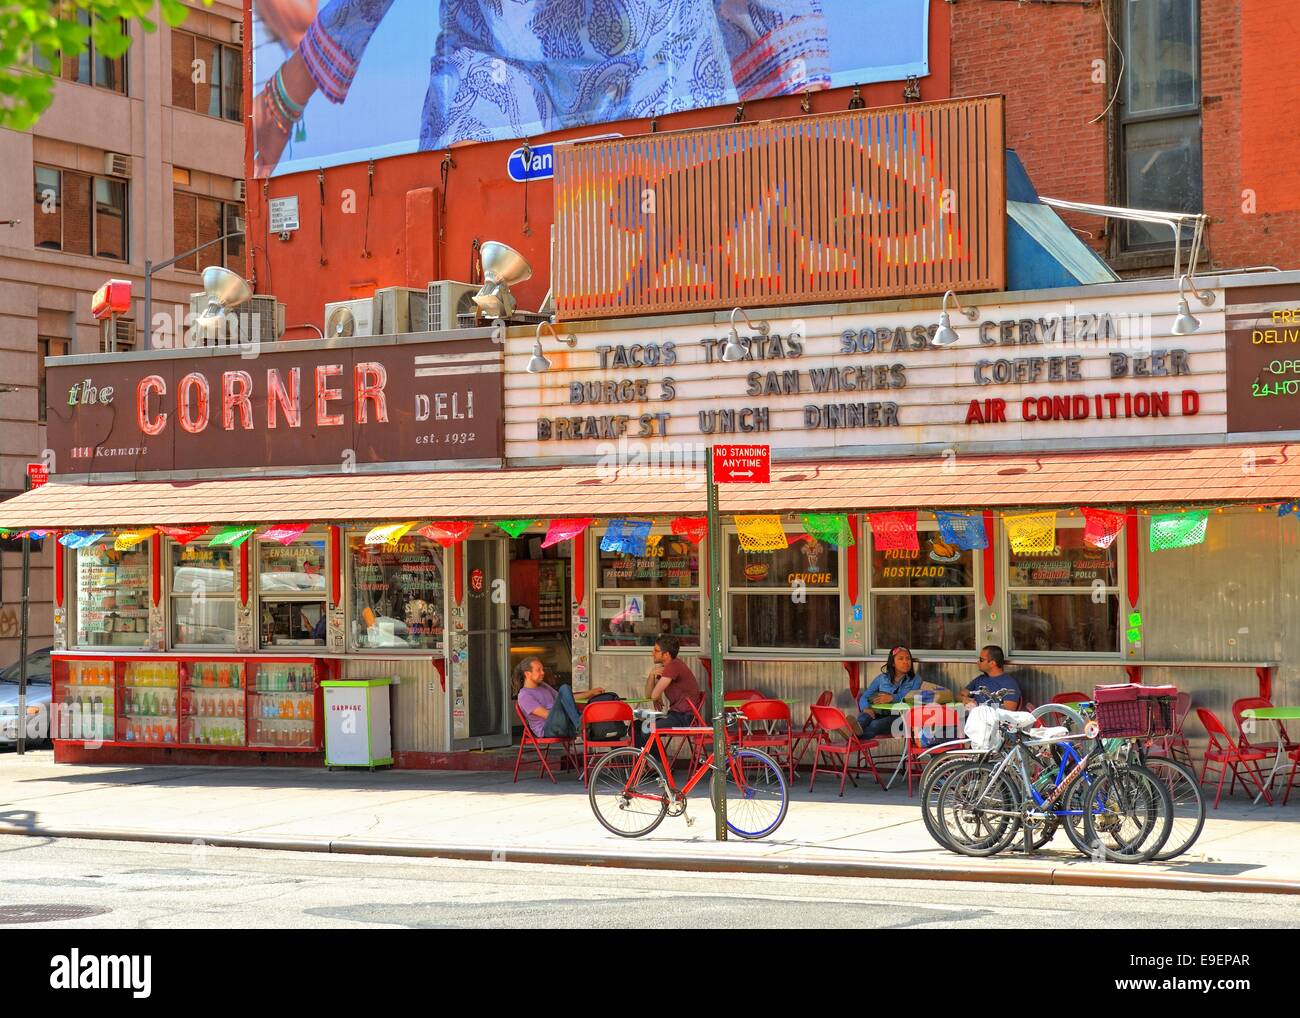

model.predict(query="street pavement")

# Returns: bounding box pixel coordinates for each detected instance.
[1,750,1298,892]
[1,835,1297,928]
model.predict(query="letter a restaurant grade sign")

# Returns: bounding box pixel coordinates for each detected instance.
[712,444,770,484]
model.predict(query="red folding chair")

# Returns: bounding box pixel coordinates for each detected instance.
[1281,747,1300,806]
[738,699,795,781]
[579,700,635,785]
[1197,707,1272,808]
[1051,691,1089,704]
[513,701,580,784]
[901,704,963,798]
[724,689,764,702]
[792,690,833,771]
[1233,696,1298,754]
[808,705,883,796]
[1146,691,1194,769]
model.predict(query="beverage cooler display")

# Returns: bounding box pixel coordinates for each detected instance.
[121,660,179,744]
[52,655,327,752]
[182,660,247,747]
[56,659,116,742]
[249,661,319,749]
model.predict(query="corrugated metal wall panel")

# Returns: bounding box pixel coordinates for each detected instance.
[554,97,1006,319]
[340,657,445,753]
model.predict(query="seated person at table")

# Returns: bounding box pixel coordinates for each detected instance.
[855,646,923,739]
[960,645,1021,710]
[514,657,604,740]
[639,634,702,747]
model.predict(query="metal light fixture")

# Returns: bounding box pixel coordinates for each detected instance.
[473,241,533,320]
[193,265,252,340]
[724,307,769,362]
[1172,273,1215,336]
[526,319,576,374]
[933,289,978,347]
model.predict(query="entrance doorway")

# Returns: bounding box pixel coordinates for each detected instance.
[506,536,572,737]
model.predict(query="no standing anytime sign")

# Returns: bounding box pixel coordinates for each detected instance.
[712,444,770,484]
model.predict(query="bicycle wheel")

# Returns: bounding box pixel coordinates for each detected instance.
[920,754,979,848]
[935,762,1022,857]
[1142,757,1206,862]
[1031,702,1087,734]
[1082,765,1173,863]
[1060,762,1110,858]
[588,748,669,838]
[714,748,788,840]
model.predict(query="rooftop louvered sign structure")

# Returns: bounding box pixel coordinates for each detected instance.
[552,96,1007,320]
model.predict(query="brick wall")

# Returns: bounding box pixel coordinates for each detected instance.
[951,0,1300,273]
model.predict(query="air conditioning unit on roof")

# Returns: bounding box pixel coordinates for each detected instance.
[426,280,479,331]
[324,298,374,339]
[189,291,285,345]
[373,286,427,335]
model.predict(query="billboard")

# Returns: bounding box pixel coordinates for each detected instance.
[252,0,931,178]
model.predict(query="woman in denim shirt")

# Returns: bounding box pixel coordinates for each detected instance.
[855,646,922,739]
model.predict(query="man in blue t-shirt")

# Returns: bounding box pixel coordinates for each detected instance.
[961,645,1021,710]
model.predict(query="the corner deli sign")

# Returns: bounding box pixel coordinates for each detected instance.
[503,288,1231,459]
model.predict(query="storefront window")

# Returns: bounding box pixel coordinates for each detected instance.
[869,528,976,652]
[170,543,236,646]
[1007,524,1121,654]
[348,534,444,650]
[596,534,701,649]
[259,538,328,648]
[74,543,150,647]
[726,534,841,652]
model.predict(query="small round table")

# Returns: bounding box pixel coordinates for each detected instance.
[1240,707,1300,804]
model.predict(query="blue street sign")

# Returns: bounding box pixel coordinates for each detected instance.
[508,144,555,182]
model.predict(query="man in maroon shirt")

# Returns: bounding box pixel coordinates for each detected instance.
[638,634,702,747]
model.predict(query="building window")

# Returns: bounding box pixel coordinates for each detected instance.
[1005,522,1122,654]
[1119,0,1202,251]
[173,189,245,274]
[348,533,445,650]
[869,526,977,653]
[34,10,128,94]
[73,542,150,648]
[32,164,128,261]
[258,538,328,649]
[38,337,70,423]
[595,533,701,650]
[726,533,841,652]
[170,542,237,647]
[171,30,241,121]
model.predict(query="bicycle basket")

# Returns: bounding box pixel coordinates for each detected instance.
[1093,697,1150,738]
[1092,687,1177,738]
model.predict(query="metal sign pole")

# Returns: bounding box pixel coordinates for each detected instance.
[706,455,726,841]
[16,472,31,756]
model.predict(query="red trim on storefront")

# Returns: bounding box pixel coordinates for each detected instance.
[54,534,64,608]
[453,541,464,605]
[1125,665,1143,684]
[1126,507,1140,609]
[329,525,341,606]
[1257,665,1272,701]
[847,516,860,606]
[574,530,586,604]
[54,742,324,767]
[239,542,250,605]
[982,511,996,606]
[433,656,446,692]
[844,660,861,699]
[151,532,161,607]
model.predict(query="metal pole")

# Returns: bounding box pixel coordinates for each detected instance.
[142,259,152,351]
[16,473,31,756]
[706,456,727,841]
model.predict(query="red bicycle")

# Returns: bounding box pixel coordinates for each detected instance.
[587,709,788,839]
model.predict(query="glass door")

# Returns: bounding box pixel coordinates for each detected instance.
[458,537,511,749]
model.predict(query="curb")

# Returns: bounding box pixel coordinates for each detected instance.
[3,823,1300,896]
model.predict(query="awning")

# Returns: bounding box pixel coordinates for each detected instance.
[1,443,1297,530]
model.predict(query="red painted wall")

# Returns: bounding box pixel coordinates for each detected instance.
[951,0,1300,273]
[244,2,952,337]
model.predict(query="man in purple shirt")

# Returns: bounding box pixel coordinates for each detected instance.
[515,657,604,739]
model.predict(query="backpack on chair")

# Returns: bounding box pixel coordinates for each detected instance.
[585,692,628,741]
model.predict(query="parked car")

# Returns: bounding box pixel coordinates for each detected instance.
[0,647,53,748]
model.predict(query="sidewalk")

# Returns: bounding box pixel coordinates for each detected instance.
[2,751,1298,894]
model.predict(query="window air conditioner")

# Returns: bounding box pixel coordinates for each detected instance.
[189,292,285,345]
[230,20,244,45]
[426,280,479,331]
[324,298,375,339]
[100,317,135,352]
[233,179,247,202]
[103,152,131,178]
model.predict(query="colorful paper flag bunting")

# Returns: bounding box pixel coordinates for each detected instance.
[156,525,209,545]
[1004,511,1057,554]
[670,517,708,545]
[258,523,311,545]
[800,513,854,548]
[1149,510,1208,551]
[364,522,417,546]
[735,515,788,552]
[418,522,474,547]
[868,511,919,552]
[59,531,108,549]
[542,518,595,548]
[1279,501,1299,517]
[496,520,537,539]
[1081,507,1126,550]
[211,525,256,548]
[935,511,988,551]
[114,528,156,551]
[600,519,654,556]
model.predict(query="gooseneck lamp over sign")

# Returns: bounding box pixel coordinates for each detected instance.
[526,319,576,374]
[1172,273,1215,336]
[933,289,979,347]
[723,307,770,362]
